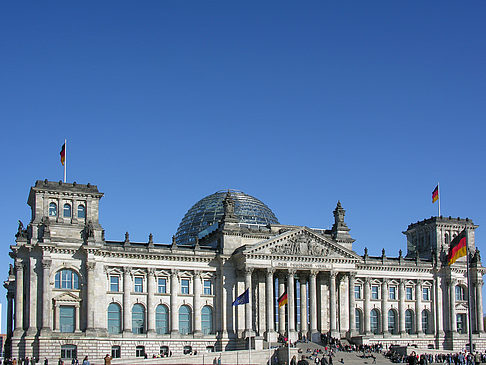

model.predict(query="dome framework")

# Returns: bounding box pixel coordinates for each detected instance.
[175,190,279,245]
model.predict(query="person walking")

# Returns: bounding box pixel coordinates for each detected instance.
[81,357,89,365]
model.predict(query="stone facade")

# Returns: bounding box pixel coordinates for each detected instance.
[4,180,486,361]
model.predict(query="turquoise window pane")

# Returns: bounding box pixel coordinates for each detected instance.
[132,304,145,334]
[60,306,75,333]
[108,303,121,334]
[179,305,191,335]
[201,306,213,335]
[155,305,169,334]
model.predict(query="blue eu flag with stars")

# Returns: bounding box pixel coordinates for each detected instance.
[232,288,249,306]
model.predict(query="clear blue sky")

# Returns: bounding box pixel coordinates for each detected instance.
[1,1,485,333]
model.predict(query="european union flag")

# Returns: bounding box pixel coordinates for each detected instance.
[232,288,249,306]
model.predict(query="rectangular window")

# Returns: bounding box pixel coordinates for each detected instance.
[60,306,75,333]
[422,287,430,301]
[389,286,396,300]
[158,278,167,294]
[110,276,119,292]
[354,285,361,299]
[181,279,190,294]
[406,287,413,300]
[203,280,212,295]
[111,346,121,359]
[371,286,379,300]
[134,277,143,293]
[136,346,145,358]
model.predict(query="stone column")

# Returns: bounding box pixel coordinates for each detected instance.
[27,257,37,335]
[309,270,318,341]
[381,279,389,335]
[476,279,484,333]
[399,279,406,335]
[41,259,52,333]
[288,270,297,341]
[86,261,96,331]
[193,271,202,335]
[75,305,81,332]
[170,269,179,335]
[147,268,155,334]
[123,267,132,333]
[14,260,24,334]
[433,271,443,336]
[265,268,276,341]
[348,273,356,336]
[300,275,308,336]
[278,275,286,335]
[449,279,457,333]
[329,271,337,337]
[7,291,14,339]
[416,280,423,335]
[364,278,371,335]
[245,268,254,337]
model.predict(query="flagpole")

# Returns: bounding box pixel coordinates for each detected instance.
[287,283,291,365]
[438,182,441,217]
[465,225,473,353]
[64,139,67,183]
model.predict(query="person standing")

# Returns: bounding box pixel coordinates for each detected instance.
[81,357,89,365]
[103,354,112,365]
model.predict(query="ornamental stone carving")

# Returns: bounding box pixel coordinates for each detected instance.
[270,235,331,256]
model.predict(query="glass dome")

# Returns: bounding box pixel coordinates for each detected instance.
[175,190,279,245]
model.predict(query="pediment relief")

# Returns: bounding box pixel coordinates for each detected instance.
[155,269,170,277]
[245,227,360,260]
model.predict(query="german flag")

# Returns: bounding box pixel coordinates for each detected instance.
[448,229,467,265]
[60,143,66,166]
[278,290,288,308]
[432,185,439,203]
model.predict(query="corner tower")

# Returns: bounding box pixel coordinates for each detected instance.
[24,180,104,245]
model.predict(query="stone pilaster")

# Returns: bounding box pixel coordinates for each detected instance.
[399,279,406,336]
[476,279,484,333]
[416,280,423,335]
[123,266,132,333]
[26,257,37,336]
[86,261,96,331]
[348,272,356,337]
[381,279,389,336]
[147,268,155,334]
[449,278,457,333]
[170,269,179,336]
[41,259,52,334]
[14,260,24,335]
[364,277,371,335]
[7,291,14,339]
[193,271,202,335]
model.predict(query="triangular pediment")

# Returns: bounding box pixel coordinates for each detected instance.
[245,227,361,260]
[53,291,81,303]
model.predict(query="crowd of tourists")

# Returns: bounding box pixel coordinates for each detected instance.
[386,349,486,364]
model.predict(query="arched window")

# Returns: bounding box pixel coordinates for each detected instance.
[132,304,145,334]
[179,305,192,335]
[107,303,121,334]
[156,305,169,334]
[77,204,86,219]
[63,203,71,218]
[201,306,213,335]
[355,309,362,334]
[455,285,466,301]
[457,313,467,334]
[405,309,414,334]
[370,309,380,334]
[444,232,449,244]
[49,202,57,216]
[422,310,430,334]
[55,269,79,289]
[388,309,397,334]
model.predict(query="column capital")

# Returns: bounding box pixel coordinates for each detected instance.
[14,260,24,271]
[288,269,296,278]
[477,279,484,286]
[147,268,156,276]
[193,270,201,278]
[171,268,179,276]
[416,279,423,286]
[245,267,254,276]
[330,270,337,279]
[449,278,458,286]
[87,262,96,272]
[310,270,319,277]
[42,259,51,270]
[123,266,132,274]
[349,272,357,280]
[266,268,276,276]
[382,278,389,285]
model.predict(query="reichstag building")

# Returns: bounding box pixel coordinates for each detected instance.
[4,180,485,360]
